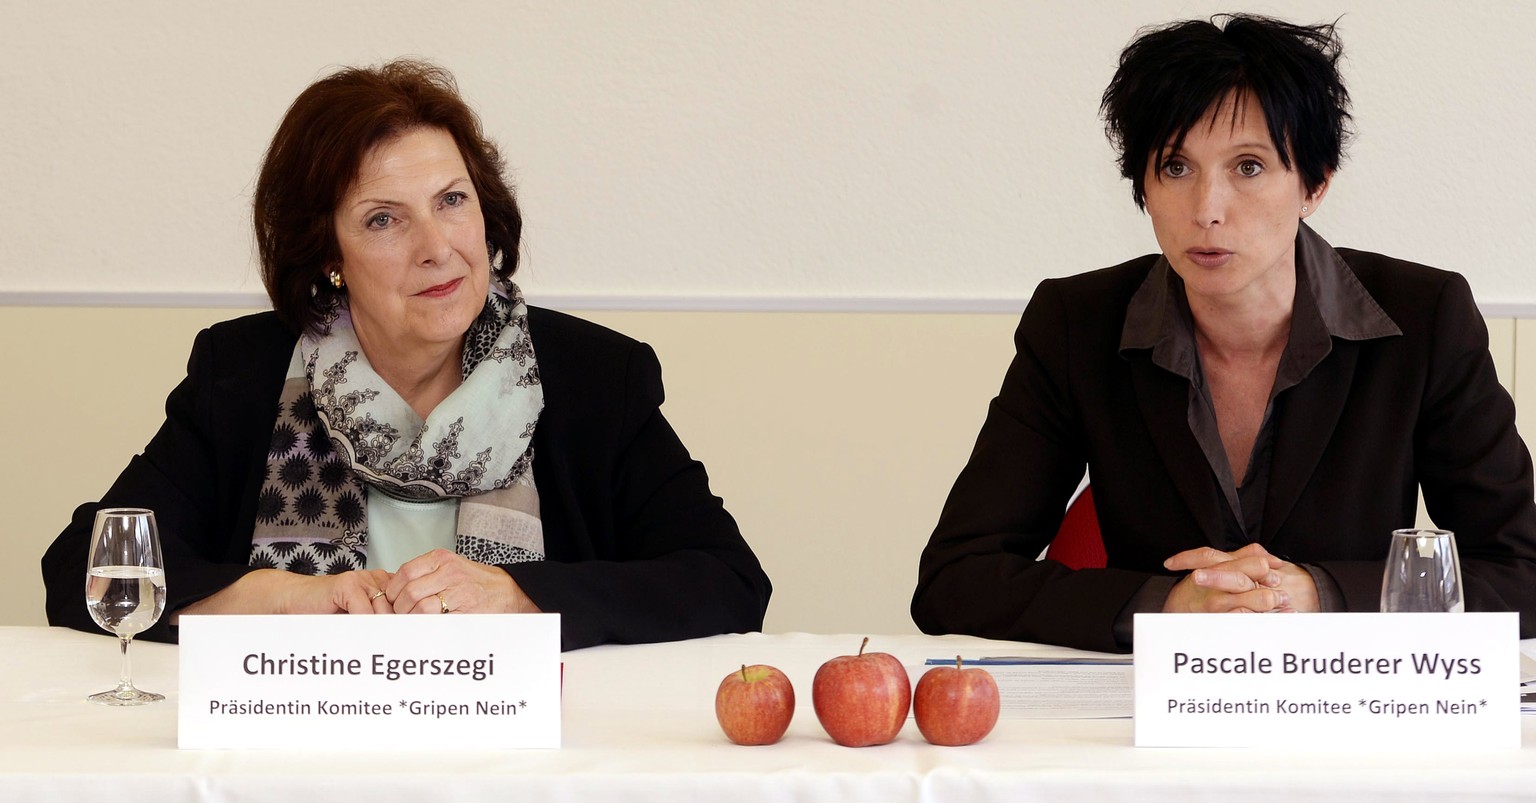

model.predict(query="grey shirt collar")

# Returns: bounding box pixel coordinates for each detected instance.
[1119,222,1402,364]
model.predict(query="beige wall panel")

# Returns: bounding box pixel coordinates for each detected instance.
[1488,318,1516,394]
[577,310,1020,636]
[7,307,264,629]
[14,309,1530,636]
[1515,320,1536,449]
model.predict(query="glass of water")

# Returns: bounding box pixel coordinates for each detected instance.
[85,508,166,705]
[1380,528,1464,613]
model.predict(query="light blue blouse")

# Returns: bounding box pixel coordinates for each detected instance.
[364,487,457,572]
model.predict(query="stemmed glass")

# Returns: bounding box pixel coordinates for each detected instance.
[85,508,166,705]
[1380,528,1464,613]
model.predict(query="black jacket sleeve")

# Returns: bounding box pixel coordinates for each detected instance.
[42,322,273,642]
[511,335,771,650]
[44,311,771,651]
[913,260,1536,652]
[1313,272,1536,625]
[911,280,1152,654]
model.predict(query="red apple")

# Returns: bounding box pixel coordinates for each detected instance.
[913,656,1000,746]
[715,664,795,745]
[812,637,912,746]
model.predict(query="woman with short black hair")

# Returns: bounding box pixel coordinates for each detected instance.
[913,14,1536,652]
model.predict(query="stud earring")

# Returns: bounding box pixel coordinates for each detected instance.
[1301,206,1309,214]
[329,270,344,289]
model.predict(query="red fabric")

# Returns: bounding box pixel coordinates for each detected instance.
[1045,486,1106,570]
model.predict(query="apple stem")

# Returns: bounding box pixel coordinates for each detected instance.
[956,655,963,670]
[858,636,869,657]
[740,664,748,682]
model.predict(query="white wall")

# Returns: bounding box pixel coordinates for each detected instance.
[3,1,1536,309]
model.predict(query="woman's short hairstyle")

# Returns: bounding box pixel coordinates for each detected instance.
[1100,14,1352,210]
[254,59,522,335]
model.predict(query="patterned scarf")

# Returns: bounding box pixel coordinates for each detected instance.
[250,279,544,575]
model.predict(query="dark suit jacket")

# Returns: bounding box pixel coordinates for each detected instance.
[912,249,1536,653]
[43,309,771,651]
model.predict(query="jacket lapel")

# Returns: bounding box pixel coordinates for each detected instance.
[1262,339,1360,544]
[218,324,297,562]
[1129,356,1227,549]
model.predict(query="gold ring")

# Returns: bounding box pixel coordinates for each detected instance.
[437,592,450,614]
[370,590,386,600]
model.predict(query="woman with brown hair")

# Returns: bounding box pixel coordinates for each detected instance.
[43,60,770,651]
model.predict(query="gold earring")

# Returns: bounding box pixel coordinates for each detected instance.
[329,270,344,289]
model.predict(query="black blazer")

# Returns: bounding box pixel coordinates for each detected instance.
[43,309,771,651]
[913,249,1536,653]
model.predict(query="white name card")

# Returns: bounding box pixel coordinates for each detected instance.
[178,614,561,749]
[1134,612,1518,749]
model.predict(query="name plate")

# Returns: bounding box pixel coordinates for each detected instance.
[1134,612,1518,748]
[178,614,561,749]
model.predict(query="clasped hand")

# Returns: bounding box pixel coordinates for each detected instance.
[1160,543,1319,614]
[291,549,539,615]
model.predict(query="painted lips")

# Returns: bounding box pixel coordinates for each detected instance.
[1185,248,1233,269]
[416,277,463,298]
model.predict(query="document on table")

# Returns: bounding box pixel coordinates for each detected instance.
[918,656,1134,719]
[1519,653,1536,715]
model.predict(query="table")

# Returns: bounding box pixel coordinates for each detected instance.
[3,626,1534,802]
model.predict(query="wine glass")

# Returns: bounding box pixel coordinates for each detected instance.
[85,508,166,705]
[1380,528,1464,613]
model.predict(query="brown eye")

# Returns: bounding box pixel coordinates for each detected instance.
[1163,161,1189,178]
[1237,160,1264,177]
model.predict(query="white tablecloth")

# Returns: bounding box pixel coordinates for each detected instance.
[2,626,1533,802]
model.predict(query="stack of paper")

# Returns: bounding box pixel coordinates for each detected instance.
[1519,653,1536,714]
[916,656,1134,719]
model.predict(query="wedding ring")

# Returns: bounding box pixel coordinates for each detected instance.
[370,590,386,601]
[437,592,450,614]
